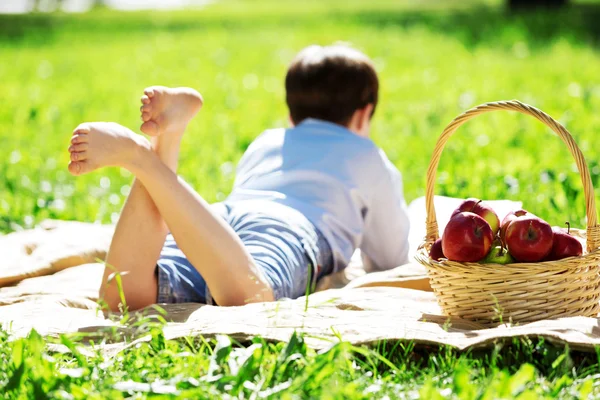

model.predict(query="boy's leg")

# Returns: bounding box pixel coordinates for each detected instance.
[95,87,203,311]
[68,124,274,307]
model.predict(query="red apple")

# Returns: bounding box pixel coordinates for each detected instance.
[429,238,445,261]
[505,215,553,262]
[442,212,494,262]
[500,209,530,244]
[545,224,583,261]
[451,198,500,234]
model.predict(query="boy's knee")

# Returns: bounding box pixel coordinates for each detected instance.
[101,288,158,312]
[100,267,159,312]
[99,288,123,312]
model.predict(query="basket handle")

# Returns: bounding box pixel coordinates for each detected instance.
[425,100,600,253]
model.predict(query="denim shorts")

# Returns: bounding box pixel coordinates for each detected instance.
[155,202,334,304]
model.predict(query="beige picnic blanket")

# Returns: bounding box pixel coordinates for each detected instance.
[2,196,600,353]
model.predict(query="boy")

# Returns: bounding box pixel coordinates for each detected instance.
[67,44,410,311]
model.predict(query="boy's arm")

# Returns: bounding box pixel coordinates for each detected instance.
[360,157,411,271]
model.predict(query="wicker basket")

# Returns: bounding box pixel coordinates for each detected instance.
[415,100,600,327]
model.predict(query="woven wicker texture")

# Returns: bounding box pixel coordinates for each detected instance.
[415,100,600,326]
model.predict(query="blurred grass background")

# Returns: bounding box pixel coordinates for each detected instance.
[2,0,600,232]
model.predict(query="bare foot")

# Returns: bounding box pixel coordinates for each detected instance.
[67,122,150,176]
[139,86,203,137]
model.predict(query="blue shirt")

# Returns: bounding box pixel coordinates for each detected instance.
[226,118,410,273]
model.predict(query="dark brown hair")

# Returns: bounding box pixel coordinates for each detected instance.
[285,45,379,126]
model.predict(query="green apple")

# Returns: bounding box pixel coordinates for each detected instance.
[481,245,514,264]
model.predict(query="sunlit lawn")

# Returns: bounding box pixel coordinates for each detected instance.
[2,0,600,397]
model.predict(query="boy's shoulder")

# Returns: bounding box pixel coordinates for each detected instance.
[249,121,392,168]
[252,122,375,147]
[254,127,285,141]
[289,120,380,150]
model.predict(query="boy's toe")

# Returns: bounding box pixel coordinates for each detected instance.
[140,104,151,113]
[71,134,88,144]
[141,112,151,122]
[141,95,150,104]
[70,151,87,162]
[68,160,93,176]
[143,88,155,98]
[68,161,81,175]
[140,120,160,136]
[73,123,90,135]
[69,143,88,152]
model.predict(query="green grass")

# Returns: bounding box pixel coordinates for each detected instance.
[3,0,600,231]
[3,0,600,397]
[2,324,600,399]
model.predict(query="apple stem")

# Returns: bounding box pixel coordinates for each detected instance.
[565,221,571,234]
[468,199,484,212]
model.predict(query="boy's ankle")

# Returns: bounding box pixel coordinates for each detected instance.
[125,136,153,171]
[151,135,182,156]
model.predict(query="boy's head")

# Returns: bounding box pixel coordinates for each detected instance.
[285,44,378,136]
